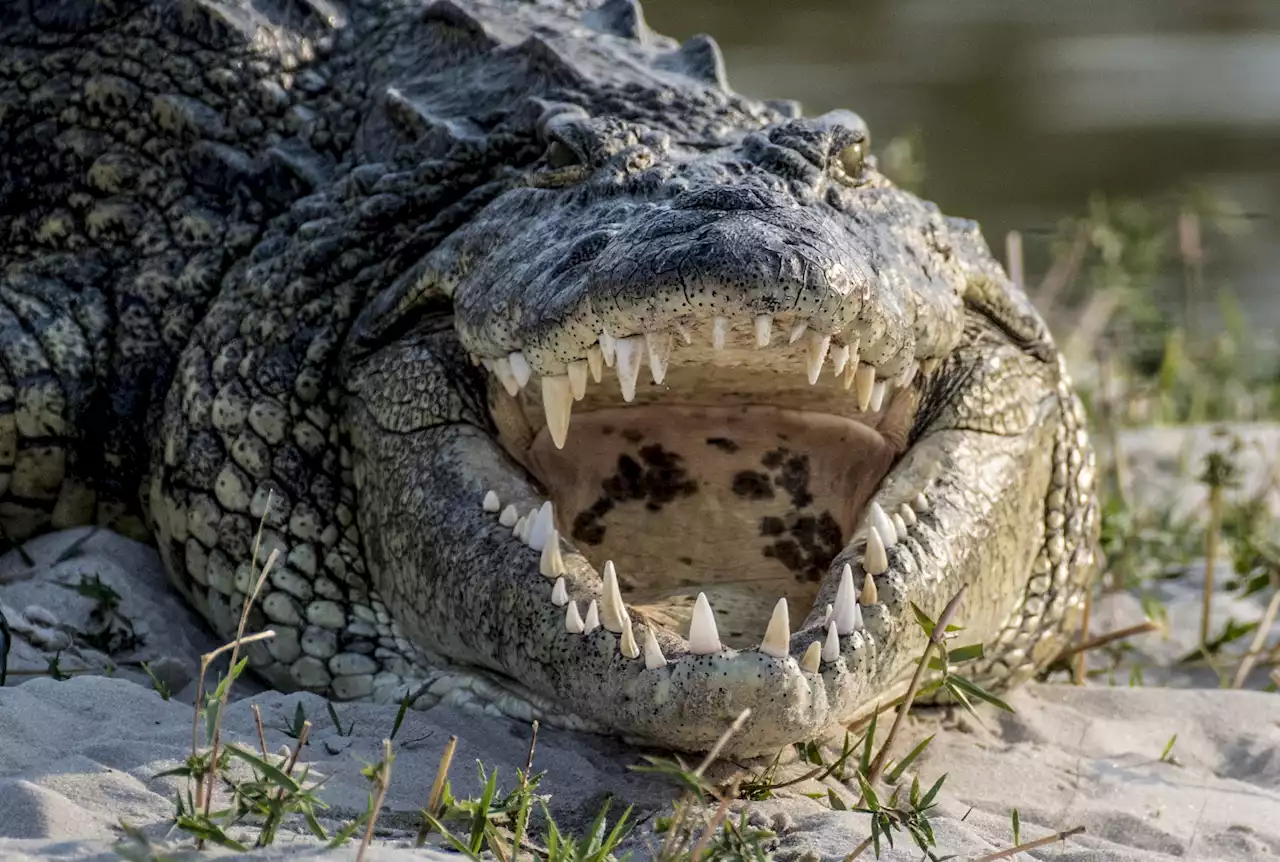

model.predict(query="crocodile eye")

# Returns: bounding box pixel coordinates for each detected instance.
[838,142,866,177]
[546,140,582,169]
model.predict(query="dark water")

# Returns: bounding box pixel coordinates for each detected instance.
[643,0,1280,331]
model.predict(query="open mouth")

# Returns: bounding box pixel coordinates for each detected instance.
[474,307,941,684]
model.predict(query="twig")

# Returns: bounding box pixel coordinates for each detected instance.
[694,708,751,778]
[843,835,874,860]
[524,720,539,775]
[251,704,269,758]
[971,825,1086,861]
[1074,589,1092,685]
[1232,580,1280,688]
[416,734,458,846]
[688,797,732,862]
[1057,620,1160,662]
[357,739,394,862]
[1201,483,1224,651]
[864,587,967,786]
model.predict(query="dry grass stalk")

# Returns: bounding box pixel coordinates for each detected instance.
[1073,589,1092,685]
[1231,579,1280,688]
[971,825,1086,861]
[1059,620,1160,663]
[416,734,458,846]
[357,739,394,862]
[1201,484,1224,651]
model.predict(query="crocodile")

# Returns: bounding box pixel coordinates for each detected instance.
[0,0,1098,757]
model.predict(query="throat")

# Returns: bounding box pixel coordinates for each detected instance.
[522,405,901,646]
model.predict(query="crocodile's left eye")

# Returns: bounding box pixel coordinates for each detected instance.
[837,141,866,179]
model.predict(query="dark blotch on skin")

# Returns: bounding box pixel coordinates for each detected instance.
[571,444,698,545]
[762,511,843,581]
[731,471,774,500]
[705,437,740,453]
[621,428,644,444]
[775,452,814,508]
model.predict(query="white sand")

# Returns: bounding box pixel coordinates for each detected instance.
[1,424,1278,861]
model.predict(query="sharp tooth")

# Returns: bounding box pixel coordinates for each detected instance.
[492,358,520,396]
[854,363,876,410]
[542,376,573,449]
[891,512,908,539]
[831,344,850,377]
[583,599,600,633]
[528,502,555,551]
[823,603,833,624]
[760,597,790,658]
[688,592,722,654]
[619,614,639,659]
[921,357,939,375]
[482,490,500,512]
[513,514,528,540]
[869,502,897,546]
[599,331,616,367]
[859,573,878,606]
[832,563,858,635]
[913,492,929,513]
[801,641,822,673]
[551,576,568,606]
[587,345,604,382]
[898,362,918,387]
[789,320,808,344]
[614,336,643,402]
[646,331,673,384]
[898,503,917,526]
[805,330,830,385]
[865,526,889,575]
[565,601,584,633]
[508,351,532,388]
[821,620,840,662]
[754,314,773,347]
[539,528,565,577]
[712,315,730,349]
[869,379,887,411]
[643,628,667,669]
[676,324,693,345]
[498,505,518,528]
[601,561,627,633]
[567,361,588,400]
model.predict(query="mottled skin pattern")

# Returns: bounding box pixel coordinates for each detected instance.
[0,0,1098,755]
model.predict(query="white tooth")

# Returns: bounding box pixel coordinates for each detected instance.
[551,576,568,606]
[482,490,500,513]
[492,358,520,396]
[869,379,887,411]
[859,573,878,606]
[801,641,822,673]
[646,331,673,384]
[512,514,526,537]
[542,376,573,450]
[831,344,850,377]
[599,331,616,367]
[805,330,830,385]
[891,512,907,539]
[601,561,627,633]
[898,362,918,387]
[913,492,929,513]
[517,512,534,544]
[539,528,565,577]
[567,361,588,400]
[760,597,790,658]
[854,363,876,410]
[832,563,863,636]
[676,324,693,345]
[921,357,940,375]
[614,336,643,402]
[528,502,555,551]
[583,599,600,633]
[822,620,840,662]
[789,320,808,344]
[712,315,730,349]
[643,628,667,669]
[688,592,722,654]
[498,505,518,527]
[508,351,532,388]
[823,603,833,625]
[754,314,773,347]
[619,615,639,659]
[587,345,604,382]
[898,503,917,526]
[565,601,584,633]
[474,354,486,367]
[870,502,897,546]
[865,526,889,575]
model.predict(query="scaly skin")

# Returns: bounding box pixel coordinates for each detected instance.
[0,0,1098,756]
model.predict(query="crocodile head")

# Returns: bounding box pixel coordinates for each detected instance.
[338,4,1098,757]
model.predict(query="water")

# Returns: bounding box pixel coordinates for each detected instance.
[643,0,1280,332]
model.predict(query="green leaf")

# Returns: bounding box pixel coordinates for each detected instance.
[1011,808,1021,845]
[828,788,847,811]
[886,734,935,785]
[859,711,878,775]
[947,643,985,664]
[948,675,1015,713]
[911,603,936,638]
[1160,733,1178,762]
[391,695,412,741]
[920,773,948,809]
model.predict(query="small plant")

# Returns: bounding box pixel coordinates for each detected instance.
[140,661,172,700]
[59,574,143,654]
[327,701,356,736]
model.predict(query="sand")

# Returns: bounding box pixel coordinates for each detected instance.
[1,424,1278,861]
